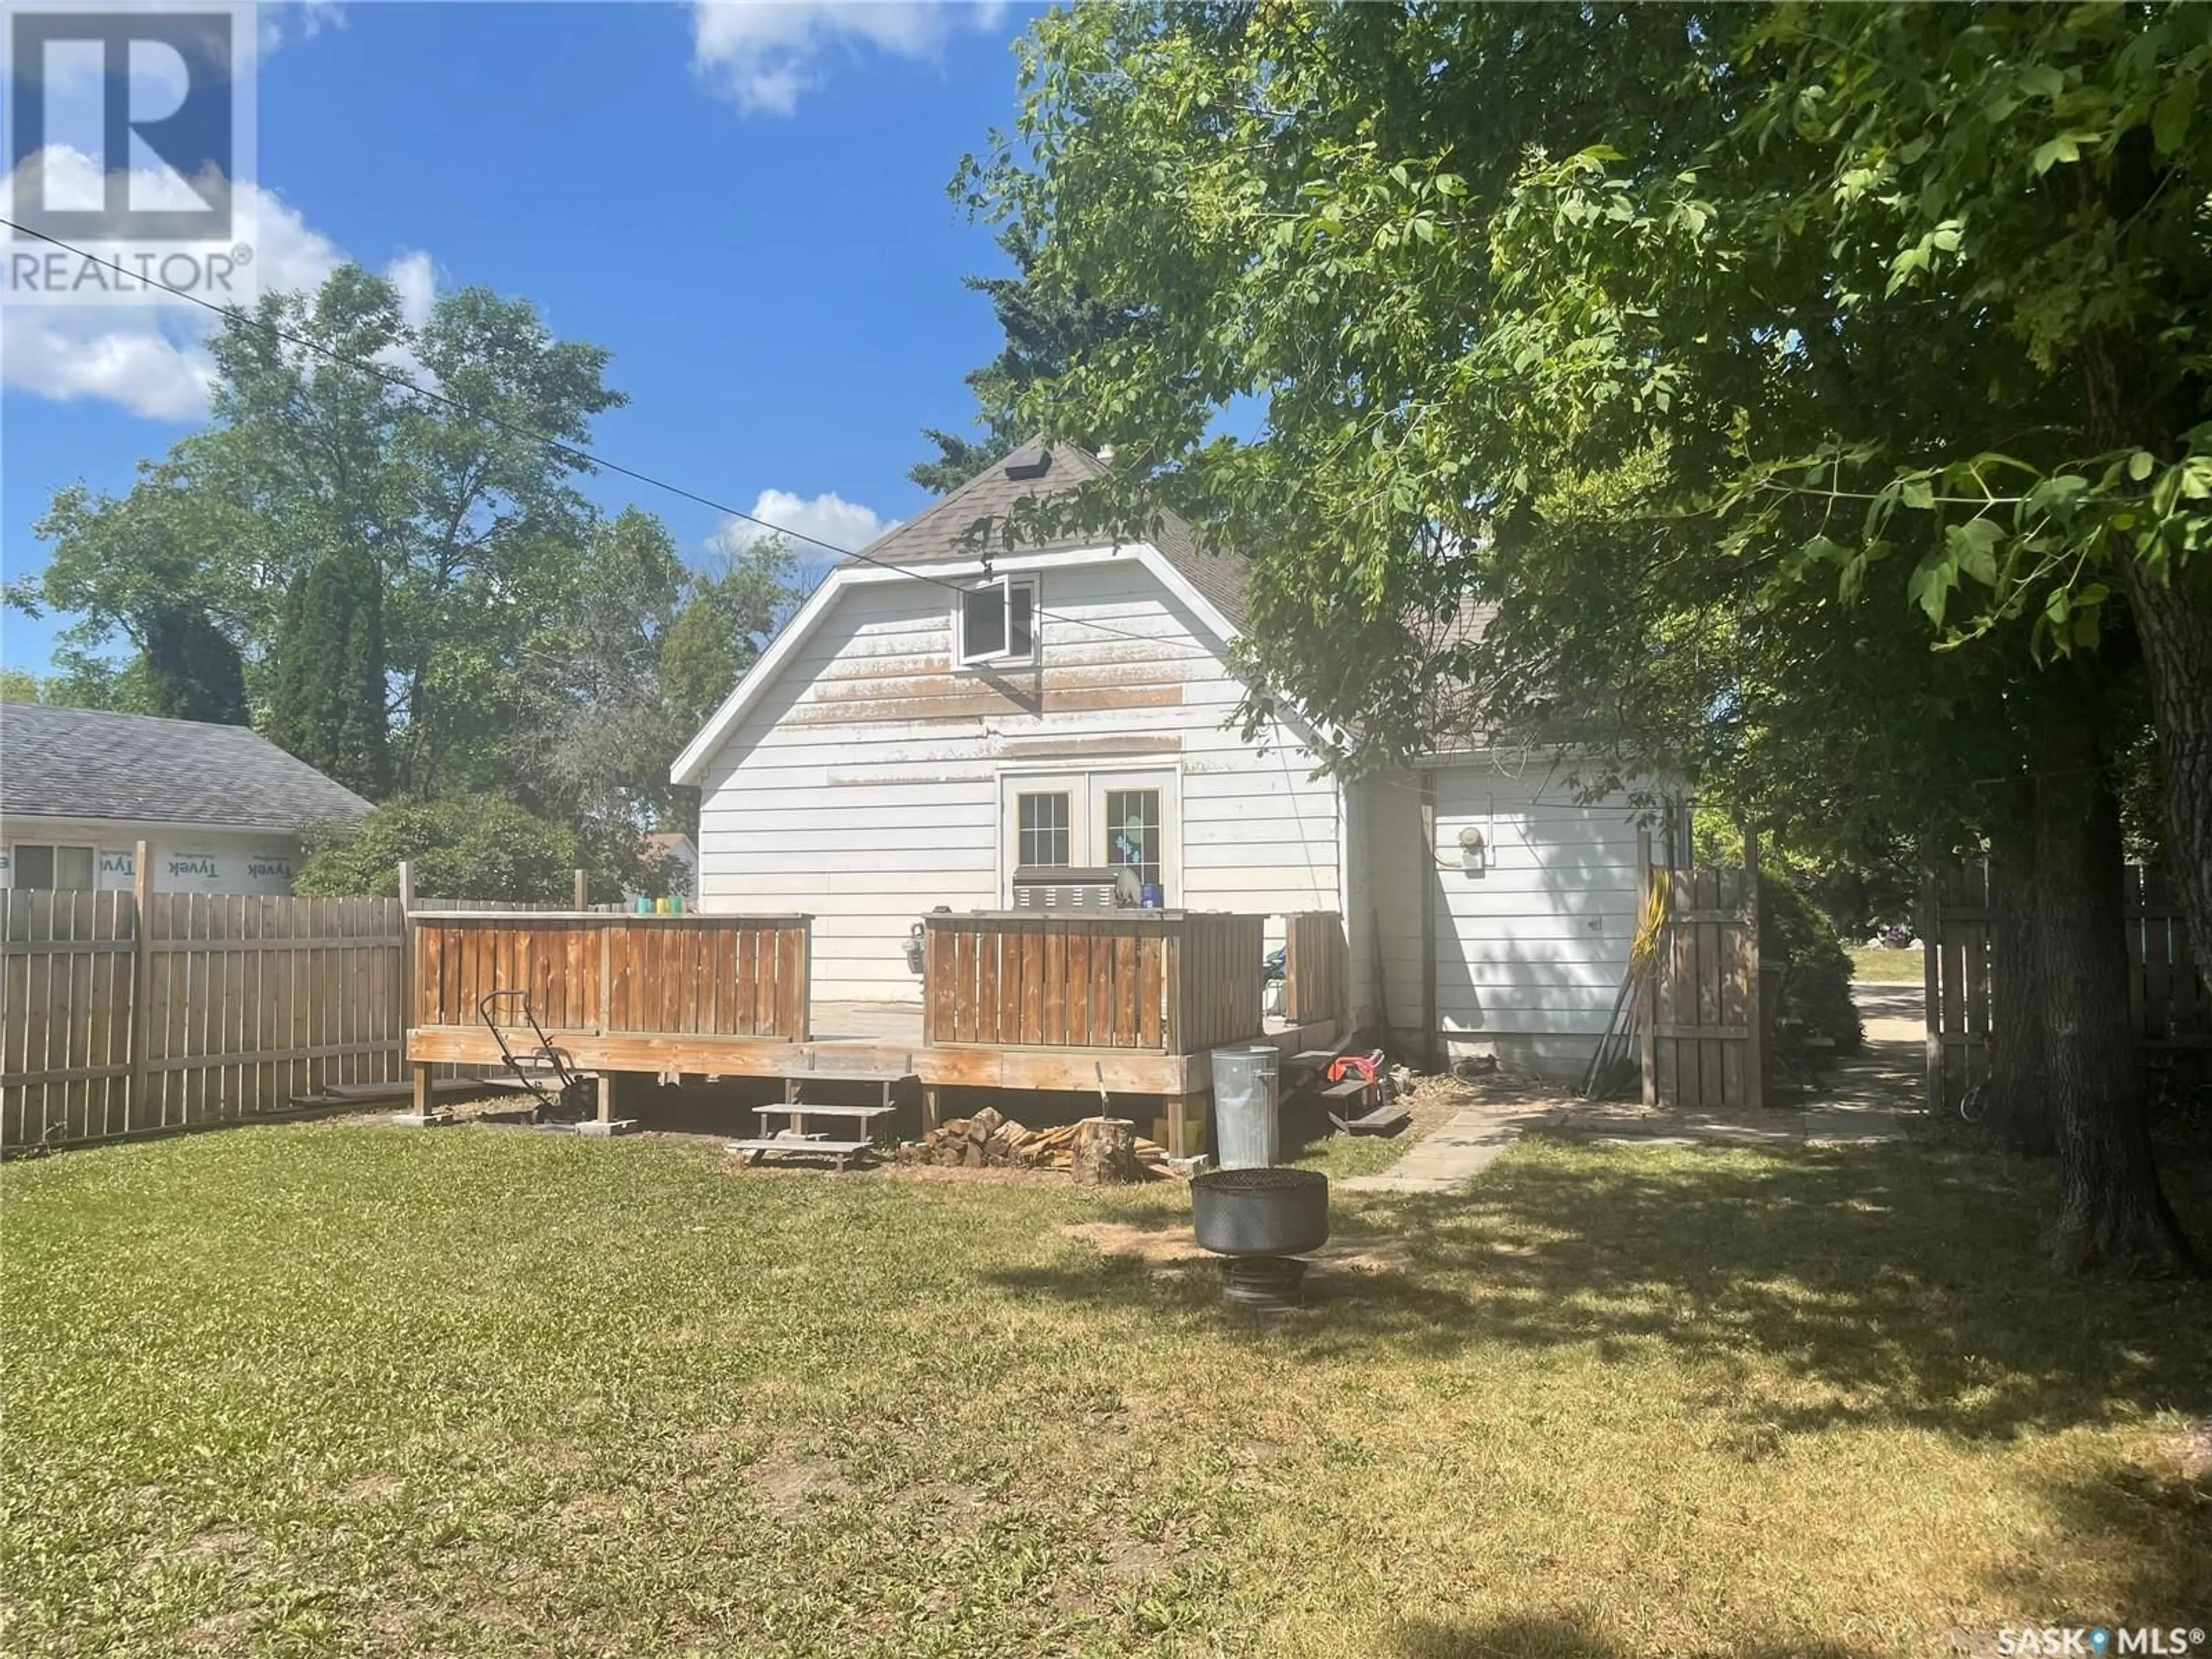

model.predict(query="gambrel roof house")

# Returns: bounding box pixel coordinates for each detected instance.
[673,443,1663,1079]
[0,703,371,896]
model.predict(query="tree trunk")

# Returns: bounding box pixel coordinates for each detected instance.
[1983,806,2054,1157]
[2118,554,2212,982]
[2035,726,2200,1274]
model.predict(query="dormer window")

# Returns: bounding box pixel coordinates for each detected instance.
[955,576,1037,669]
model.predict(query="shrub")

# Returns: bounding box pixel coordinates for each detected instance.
[296,794,639,903]
[1760,874,1865,1055]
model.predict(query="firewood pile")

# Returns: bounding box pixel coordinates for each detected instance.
[895,1107,1174,1180]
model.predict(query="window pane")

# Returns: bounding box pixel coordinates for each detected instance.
[13,845,54,890]
[962,585,1006,660]
[54,846,94,889]
[1103,790,1162,889]
[1007,582,1035,658]
[1017,791,1070,867]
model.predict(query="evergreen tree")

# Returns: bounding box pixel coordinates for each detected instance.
[267,544,392,798]
[140,606,248,725]
[910,228,1138,493]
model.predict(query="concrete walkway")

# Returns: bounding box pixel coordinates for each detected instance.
[1338,1105,1554,1195]
[1338,983,1922,1195]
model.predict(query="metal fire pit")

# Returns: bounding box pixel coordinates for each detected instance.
[1190,1167,1329,1309]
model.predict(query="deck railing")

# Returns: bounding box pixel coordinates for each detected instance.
[410,912,812,1043]
[1281,911,1350,1025]
[921,911,1265,1054]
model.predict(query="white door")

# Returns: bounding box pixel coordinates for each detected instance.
[999,768,1179,903]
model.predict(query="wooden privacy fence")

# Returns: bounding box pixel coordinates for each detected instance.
[922,911,1266,1054]
[2,888,404,1151]
[1925,862,2206,1108]
[1646,862,1764,1111]
[407,912,812,1050]
[1282,910,1349,1025]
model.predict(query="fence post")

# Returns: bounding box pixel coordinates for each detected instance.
[397,861,416,1078]
[1921,871,1943,1113]
[1418,768,1438,1070]
[573,868,589,911]
[1741,825,1764,1111]
[127,839,152,1134]
[1637,830,1657,1108]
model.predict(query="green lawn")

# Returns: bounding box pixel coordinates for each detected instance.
[4,1123,2209,1658]
[1847,945,1924,983]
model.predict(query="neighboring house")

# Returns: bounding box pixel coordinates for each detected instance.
[0,703,373,895]
[638,830,698,899]
[671,442,1672,1080]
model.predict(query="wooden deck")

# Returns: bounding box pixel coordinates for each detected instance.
[404,907,1350,1153]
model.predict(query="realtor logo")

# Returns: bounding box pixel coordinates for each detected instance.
[4,3,256,303]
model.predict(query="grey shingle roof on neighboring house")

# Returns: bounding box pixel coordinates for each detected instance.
[843,441,1249,628]
[0,703,374,831]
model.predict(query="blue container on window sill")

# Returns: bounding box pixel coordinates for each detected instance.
[1139,884,1164,908]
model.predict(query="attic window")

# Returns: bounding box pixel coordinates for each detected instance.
[956,577,1037,669]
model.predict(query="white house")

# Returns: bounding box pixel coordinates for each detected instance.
[0,703,372,895]
[672,442,1665,1080]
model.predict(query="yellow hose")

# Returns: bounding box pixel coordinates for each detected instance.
[1629,866,1670,976]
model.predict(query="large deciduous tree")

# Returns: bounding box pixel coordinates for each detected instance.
[979,2,2204,1271]
[195,267,627,793]
[14,264,630,794]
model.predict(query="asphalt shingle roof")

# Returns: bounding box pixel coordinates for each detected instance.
[1,703,374,831]
[843,441,1249,628]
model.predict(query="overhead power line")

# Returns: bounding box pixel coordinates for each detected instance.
[1,216,1222,660]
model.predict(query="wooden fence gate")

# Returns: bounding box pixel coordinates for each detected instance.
[1645,859,1764,1111]
[1924,862,2207,1110]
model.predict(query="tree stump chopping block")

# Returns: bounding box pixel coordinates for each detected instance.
[1071,1116,1139,1185]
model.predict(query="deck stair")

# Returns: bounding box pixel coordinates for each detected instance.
[1287,1042,1413,1138]
[726,1077,905,1171]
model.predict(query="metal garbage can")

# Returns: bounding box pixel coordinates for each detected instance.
[1212,1043,1281,1169]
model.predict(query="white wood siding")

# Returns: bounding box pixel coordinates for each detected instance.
[692,560,1341,1004]
[1430,760,1645,1075]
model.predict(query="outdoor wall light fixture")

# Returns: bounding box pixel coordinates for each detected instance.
[1459,826,1487,877]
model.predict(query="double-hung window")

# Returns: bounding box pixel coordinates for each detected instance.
[955,577,1037,669]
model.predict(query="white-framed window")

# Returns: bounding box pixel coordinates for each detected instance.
[955,575,1037,669]
[11,843,96,891]
[998,767,1180,903]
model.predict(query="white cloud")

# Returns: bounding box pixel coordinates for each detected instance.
[258,2,346,56]
[711,488,895,557]
[1,146,435,421]
[691,1,1007,115]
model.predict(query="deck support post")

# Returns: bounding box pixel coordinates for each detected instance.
[392,1061,450,1128]
[921,1084,941,1137]
[1165,1091,1198,1160]
[577,1070,638,1137]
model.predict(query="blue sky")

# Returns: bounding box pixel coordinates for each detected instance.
[2,1,1039,674]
